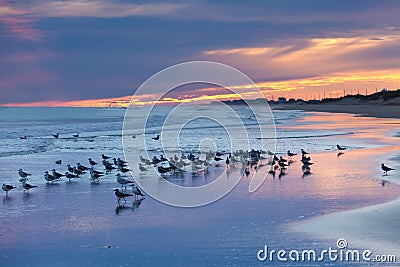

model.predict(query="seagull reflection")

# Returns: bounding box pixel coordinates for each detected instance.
[337,152,345,158]
[115,198,144,215]
[2,196,12,204]
[115,204,131,215]
[132,198,144,211]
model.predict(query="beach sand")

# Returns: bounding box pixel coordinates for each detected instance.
[293,197,400,259]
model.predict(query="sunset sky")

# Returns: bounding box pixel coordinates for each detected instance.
[1,0,400,106]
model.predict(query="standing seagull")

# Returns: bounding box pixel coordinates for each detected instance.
[287,150,297,158]
[102,154,111,160]
[22,182,37,193]
[2,184,16,196]
[381,164,395,175]
[88,158,97,166]
[113,189,133,204]
[336,144,346,151]
[18,169,31,180]
[130,184,145,200]
[52,169,65,179]
[116,173,134,189]
[301,149,309,156]
[44,171,57,183]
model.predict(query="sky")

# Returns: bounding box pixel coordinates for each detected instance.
[1,0,400,106]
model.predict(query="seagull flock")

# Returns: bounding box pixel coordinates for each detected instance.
[4,154,146,203]
[3,132,146,204]
[3,134,395,199]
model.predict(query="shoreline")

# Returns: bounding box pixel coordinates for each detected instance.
[271,103,400,119]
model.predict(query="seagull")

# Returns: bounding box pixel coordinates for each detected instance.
[18,169,31,179]
[90,169,104,181]
[73,167,85,175]
[119,166,130,174]
[22,182,37,193]
[113,189,133,204]
[88,158,97,166]
[65,172,79,181]
[302,161,314,167]
[278,161,288,169]
[67,164,74,173]
[90,168,104,175]
[116,173,134,189]
[152,134,160,140]
[139,164,147,172]
[287,150,297,158]
[19,136,27,140]
[73,133,79,138]
[77,163,89,171]
[52,133,59,139]
[214,156,223,162]
[301,149,309,156]
[44,171,57,183]
[381,163,395,175]
[117,158,128,165]
[130,184,145,200]
[55,160,62,165]
[279,156,287,163]
[105,163,117,172]
[102,154,111,160]
[336,144,346,151]
[52,169,65,179]
[2,184,16,196]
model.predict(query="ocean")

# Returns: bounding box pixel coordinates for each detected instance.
[0,106,399,266]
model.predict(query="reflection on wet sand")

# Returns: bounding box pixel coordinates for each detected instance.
[115,198,144,215]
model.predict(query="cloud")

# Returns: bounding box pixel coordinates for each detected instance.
[0,16,47,41]
[203,35,400,81]
[1,0,184,18]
